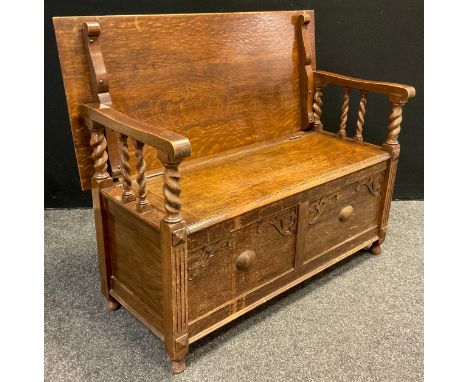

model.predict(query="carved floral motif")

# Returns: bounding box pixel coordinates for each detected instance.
[188,238,232,281]
[355,173,384,196]
[308,194,338,225]
[257,209,298,236]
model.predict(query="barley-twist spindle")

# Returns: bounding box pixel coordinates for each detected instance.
[337,87,350,139]
[354,90,368,142]
[135,141,150,213]
[162,162,182,223]
[119,134,136,203]
[312,87,323,131]
[89,124,109,180]
[385,101,404,145]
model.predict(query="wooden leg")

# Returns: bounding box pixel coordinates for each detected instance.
[160,220,189,374]
[170,358,186,374]
[105,297,121,311]
[374,143,399,258]
[91,178,116,309]
[370,241,382,256]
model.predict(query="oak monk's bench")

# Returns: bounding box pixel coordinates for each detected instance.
[53,11,415,373]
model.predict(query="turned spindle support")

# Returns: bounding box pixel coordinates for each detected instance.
[337,87,350,139]
[85,119,110,180]
[119,134,136,203]
[158,155,183,224]
[377,95,408,249]
[354,90,367,143]
[158,150,188,372]
[313,87,324,131]
[134,140,151,213]
[385,97,406,146]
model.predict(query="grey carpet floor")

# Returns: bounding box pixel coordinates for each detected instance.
[45,201,423,382]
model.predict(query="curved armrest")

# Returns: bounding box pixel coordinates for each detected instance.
[79,103,192,161]
[80,102,190,223]
[313,70,416,100]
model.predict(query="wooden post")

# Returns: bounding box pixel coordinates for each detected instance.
[160,221,189,373]
[312,87,324,131]
[118,134,136,203]
[354,90,367,143]
[158,150,188,373]
[85,118,119,310]
[82,21,121,178]
[298,13,315,130]
[134,140,151,213]
[373,96,407,255]
[337,87,350,139]
[161,162,182,224]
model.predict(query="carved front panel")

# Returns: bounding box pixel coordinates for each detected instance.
[303,172,385,263]
[187,207,298,322]
[187,236,234,322]
[234,207,297,295]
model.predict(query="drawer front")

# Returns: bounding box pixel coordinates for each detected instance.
[303,172,384,263]
[187,206,297,321]
[233,207,297,295]
[187,236,234,322]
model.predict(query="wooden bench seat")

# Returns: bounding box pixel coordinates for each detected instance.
[54,10,415,373]
[139,132,389,228]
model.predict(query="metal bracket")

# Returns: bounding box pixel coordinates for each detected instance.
[82,21,122,178]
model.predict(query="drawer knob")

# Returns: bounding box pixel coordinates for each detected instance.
[339,205,354,222]
[236,250,256,271]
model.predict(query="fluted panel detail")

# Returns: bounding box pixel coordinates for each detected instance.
[162,162,182,223]
[386,102,403,145]
[135,141,150,212]
[354,91,367,142]
[312,88,323,130]
[119,134,135,203]
[175,246,187,333]
[337,87,350,139]
[89,126,109,180]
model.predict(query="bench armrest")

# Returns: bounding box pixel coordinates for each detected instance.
[313,70,416,100]
[310,70,415,149]
[79,103,192,161]
[80,103,191,224]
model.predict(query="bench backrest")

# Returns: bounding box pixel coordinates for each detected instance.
[54,11,316,189]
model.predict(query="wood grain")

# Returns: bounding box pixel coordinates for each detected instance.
[146,132,389,227]
[82,21,121,177]
[160,220,189,372]
[337,87,350,139]
[79,104,192,161]
[354,90,368,143]
[91,177,115,309]
[53,10,416,373]
[106,202,164,332]
[188,226,379,341]
[303,172,384,263]
[118,134,136,203]
[297,12,316,129]
[313,70,416,99]
[53,11,314,189]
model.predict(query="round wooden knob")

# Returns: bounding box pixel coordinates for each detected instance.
[236,250,256,271]
[339,205,354,222]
